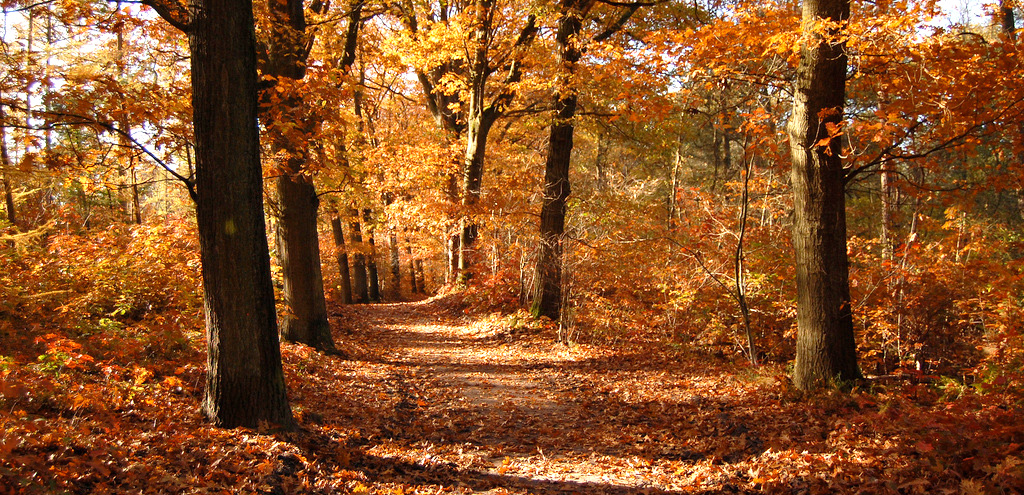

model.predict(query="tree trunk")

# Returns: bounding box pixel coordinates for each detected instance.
[349,208,368,303]
[458,111,494,281]
[389,231,402,299]
[187,0,293,428]
[276,172,333,351]
[415,258,427,294]
[787,0,861,389]
[1,109,15,228]
[1000,0,1016,40]
[331,214,353,304]
[879,159,896,260]
[364,209,381,302]
[406,238,420,294]
[262,0,335,353]
[1,170,13,228]
[532,4,584,322]
[457,0,494,282]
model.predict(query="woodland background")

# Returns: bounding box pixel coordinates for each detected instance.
[2,0,1024,492]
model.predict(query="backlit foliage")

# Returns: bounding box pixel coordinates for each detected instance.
[3,0,1024,491]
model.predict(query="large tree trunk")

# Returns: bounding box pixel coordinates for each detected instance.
[532,4,584,322]
[188,0,293,428]
[276,173,333,350]
[263,0,335,352]
[787,0,861,389]
[331,213,353,304]
[349,208,369,302]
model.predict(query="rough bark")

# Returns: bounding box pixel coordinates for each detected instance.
[331,214,353,304]
[530,0,637,322]
[349,208,369,303]
[787,0,861,389]
[186,0,293,427]
[276,173,333,350]
[532,4,584,322]
[263,0,335,352]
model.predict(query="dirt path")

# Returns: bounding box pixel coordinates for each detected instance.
[302,296,785,494]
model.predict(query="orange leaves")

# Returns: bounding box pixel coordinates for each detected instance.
[814,121,845,154]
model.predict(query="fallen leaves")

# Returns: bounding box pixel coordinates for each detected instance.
[2,294,1024,493]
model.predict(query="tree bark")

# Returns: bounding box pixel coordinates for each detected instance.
[349,208,369,302]
[262,0,335,352]
[532,3,584,322]
[1000,0,1016,40]
[331,214,353,304]
[1,109,15,228]
[276,172,333,350]
[879,159,896,260]
[457,8,537,281]
[787,0,861,389]
[186,0,293,428]
[389,231,402,299]
[364,209,381,302]
[406,238,419,294]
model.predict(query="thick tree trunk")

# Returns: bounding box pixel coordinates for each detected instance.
[349,208,368,303]
[458,113,494,281]
[532,5,583,322]
[456,0,494,281]
[364,209,381,302]
[188,0,293,428]
[262,0,335,352]
[787,0,861,389]
[276,172,333,351]
[331,214,353,304]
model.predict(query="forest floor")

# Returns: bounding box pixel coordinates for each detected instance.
[3,294,1024,493]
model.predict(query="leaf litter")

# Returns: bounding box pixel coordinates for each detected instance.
[2,294,1024,493]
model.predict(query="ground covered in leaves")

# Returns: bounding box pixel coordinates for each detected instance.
[3,295,1024,494]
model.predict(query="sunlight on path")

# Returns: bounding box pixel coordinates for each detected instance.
[339,297,765,494]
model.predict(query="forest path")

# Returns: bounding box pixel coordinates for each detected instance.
[304,295,788,494]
